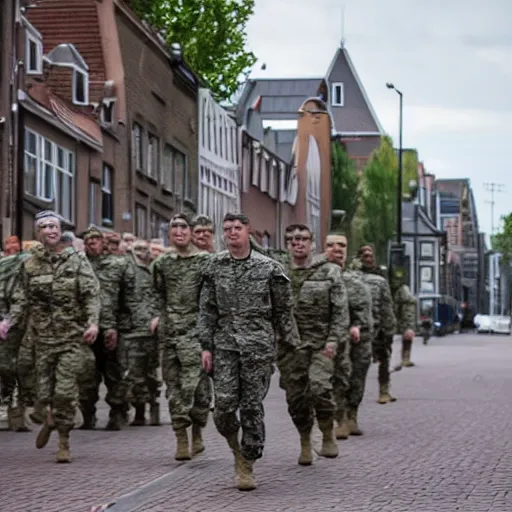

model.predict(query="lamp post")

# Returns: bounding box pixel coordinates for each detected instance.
[386,82,403,244]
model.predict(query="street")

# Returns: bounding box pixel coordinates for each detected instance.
[2,333,512,512]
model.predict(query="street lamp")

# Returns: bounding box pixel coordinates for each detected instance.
[386,82,403,245]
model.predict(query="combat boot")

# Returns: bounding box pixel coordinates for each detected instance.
[130,405,146,426]
[149,403,160,426]
[378,383,396,404]
[191,424,205,456]
[36,417,55,449]
[79,409,97,430]
[298,431,313,466]
[318,421,339,458]
[234,452,257,491]
[174,428,191,460]
[402,341,415,367]
[56,433,71,463]
[8,405,31,432]
[347,406,363,436]
[335,411,350,440]
[105,408,123,431]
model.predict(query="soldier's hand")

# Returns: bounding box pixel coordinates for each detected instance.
[322,342,336,359]
[83,324,99,344]
[150,317,160,334]
[201,351,213,374]
[104,329,118,351]
[403,329,415,341]
[0,319,10,341]
[350,326,360,343]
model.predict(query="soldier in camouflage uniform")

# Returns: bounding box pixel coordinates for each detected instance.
[249,225,294,267]
[198,213,298,491]
[79,227,136,430]
[192,215,215,253]
[325,234,373,438]
[152,214,212,460]
[124,239,161,426]
[277,225,348,465]
[357,245,398,404]
[0,211,100,463]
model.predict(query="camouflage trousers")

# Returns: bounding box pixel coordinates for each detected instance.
[213,349,273,461]
[373,334,394,385]
[123,334,161,407]
[162,335,210,431]
[332,342,351,423]
[0,331,18,405]
[37,341,95,434]
[346,337,372,408]
[79,332,128,417]
[278,346,335,434]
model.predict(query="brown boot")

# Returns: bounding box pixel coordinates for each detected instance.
[149,403,160,426]
[130,405,146,426]
[318,421,339,458]
[56,433,71,463]
[36,419,55,449]
[191,424,205,456]
[378,383,396,404]
[8,405,31,432]
[298,431,313,466]
[335,411,349,440]
[105,408,122,431]
[234,452,257,491]
[401,340,415,367]
[174,428,191,461]
[347,407,363,436]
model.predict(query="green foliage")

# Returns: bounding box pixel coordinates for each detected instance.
[492,213,512,261]
[129,0,257,101]
[360,136,398,265]
[402,149,418,198]
[331,142,360,238]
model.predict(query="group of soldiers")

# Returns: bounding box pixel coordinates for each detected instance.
[0,209,417,492]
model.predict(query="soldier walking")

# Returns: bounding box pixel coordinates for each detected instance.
[198,213,297,491]
[0,211,100,462]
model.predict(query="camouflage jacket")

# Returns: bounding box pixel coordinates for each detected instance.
[0,253,27,318]
[88,254,137,333]
[152,248,211,338]
[9,247,100,345]
[342,268,374,339]
[288,255,349,350]
[249,237,291,269]
[394,284,417,334]
[360,270,396,338]
[198,249,298,357]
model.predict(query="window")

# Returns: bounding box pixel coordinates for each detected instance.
[73,69,89,105]
[147,133,159,180]
[135,204,147,239]
[331,82,344,107]
[420,242,434,259]
[174,149,186,197]
[132,123,143,170]
[26,29,43,74]
[88,181,98,225]
[101,165,113,225]
[100,101,115,125]
[23,128,75,222]
[162,144,174,191]
[150,211,169,245]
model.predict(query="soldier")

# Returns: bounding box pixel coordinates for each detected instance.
[122,233,137,252]
[150,240,165,261]
[278,225,348,466]
[80,227,136,430]
[198,213,298,491]
[192,215,215,253]
[357,245,397,404]
[2,235,21,257]
[325,233,373,438]
[151,214,211,460]
[249,225,295,267]
[124,239,161,426]
[0,211,100,462]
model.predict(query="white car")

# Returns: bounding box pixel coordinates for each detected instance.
[474,314,511,335]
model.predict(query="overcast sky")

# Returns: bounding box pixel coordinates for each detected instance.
[246,0,512,239]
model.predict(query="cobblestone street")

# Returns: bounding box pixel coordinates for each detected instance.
[2,333,512,512]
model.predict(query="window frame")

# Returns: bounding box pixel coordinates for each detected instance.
[101,164,114,226]
[147,132,160,180]
[331,82,344,107]
[132,122,143,171]
[135,203,148,239]
[162,144,175,192]
[25,29,43,75]
[72,68,89,105]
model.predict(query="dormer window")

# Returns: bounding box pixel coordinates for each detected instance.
[24,19,43,75]
[73,69,89,105]
[101,100,115,125]
[331,82,344,107]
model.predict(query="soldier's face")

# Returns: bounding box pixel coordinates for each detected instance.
[150,244,164,260]
[37,219,61,248]
[123,234,136,249]
[361,249,375,268]
[133,242,150,263]
[193,225,213,251]
[85,236,103,257]
[290,229,312,259]
[170,220,192,248]
[223,220,249,249]
[3,238,20,255]
[325,235,347,266]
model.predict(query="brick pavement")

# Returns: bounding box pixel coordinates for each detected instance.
[2,333,512,512]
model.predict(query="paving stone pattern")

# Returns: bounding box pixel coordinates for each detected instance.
[2,333,512,512]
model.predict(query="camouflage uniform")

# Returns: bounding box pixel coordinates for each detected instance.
[359,267,397,403]
[198,250,297,463]
[80,253,136,429]
[278,255,348,461]
[394,284,417,367]
[152,248,211,457]
[8,247,99,439]
[123,259,161,424]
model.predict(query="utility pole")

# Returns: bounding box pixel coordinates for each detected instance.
[484,182,505,236]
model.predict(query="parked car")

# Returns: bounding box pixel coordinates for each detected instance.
[473,314,511,335]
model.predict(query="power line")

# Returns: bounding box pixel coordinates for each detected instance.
[484,182,505,235]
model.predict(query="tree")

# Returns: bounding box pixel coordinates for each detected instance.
[331,142,360,238]
[360,136,398,265]
[492,213,512,262]
[129,0,257,101]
